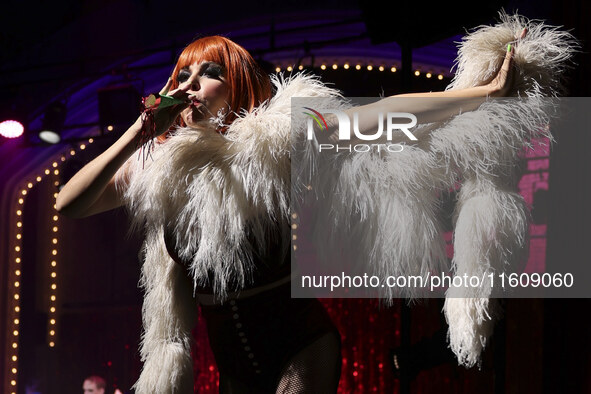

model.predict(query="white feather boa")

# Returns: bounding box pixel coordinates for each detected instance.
[116,73,340,393]
[294,11,577,368]
[116,12,577,392]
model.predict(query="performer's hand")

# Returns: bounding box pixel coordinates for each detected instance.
[486,27,528,97]
[150,77,191,136]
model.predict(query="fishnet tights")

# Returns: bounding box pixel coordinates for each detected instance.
[218,331,341,394]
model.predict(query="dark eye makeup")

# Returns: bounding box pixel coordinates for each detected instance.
[176,69,191,84]
[176,62,224,84]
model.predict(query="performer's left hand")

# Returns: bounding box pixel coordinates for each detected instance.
[486,27,528,97]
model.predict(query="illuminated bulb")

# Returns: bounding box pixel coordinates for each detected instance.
[50,307,55,312]
[17,222,22,228]
[438,74,443,80]
[54,181,59,186]
[13,330,18,336]
[293,245,298,250]
[54,169,59,175]
[52,162,58,168]
[18,198,23,204]
[51,261,57,267]
[12,355,17,361]
[291,213,298,219]
[21,190,27,195]
[51,295,56,301]
[15,270,20,276]
[367,65,373,71]
[298,65,303,70]
[53,215,58,221]
[15,257,21,263]
[15,306,19,312]
[286,66,292,72]
[107,125,114,132]
[391,66,397,72]
[12,367,16,373]
[344,64,350,69]
[45,169,50,175]
[414,70,420,76]
[51,272,57,278]
[14,246,20,252]
[88,138,94,143]
[27,182,33,188]
[53,192,58,198]
[12,343,17,348]
[291,224,298,229]
[14,294,19,300]
[275,67,281,73]
[14,281,19,287]
[13,318,19,324]
[332,64,338,70]
[355,64,361,70]
[53,226,58,232]
[52,238,58,244]
[51,284,57,290]
[50,319,55,324]
[50,330,55,335]
[36,176,42,181]
[49,342,55,347]
[80,144,86,150]
[16,210,21,215]
[16,234,21,239]
[11,380,16,385]
[52,250,57,256]
[379,66,384,71]
[293,234,297,240]
[426,72,432,78]
[70,150,76,155]
[320,64,326,70]
[61,156,66,161]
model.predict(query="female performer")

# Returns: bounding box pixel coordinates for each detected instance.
[57,23,536,393]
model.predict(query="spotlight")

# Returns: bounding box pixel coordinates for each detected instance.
[0,120,24,139]
[39,102,67,144]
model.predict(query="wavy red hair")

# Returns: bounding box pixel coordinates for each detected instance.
[168,36,272,134]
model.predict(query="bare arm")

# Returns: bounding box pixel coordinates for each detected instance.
[56,78,191,218]
[55,118,143,218]
[319,29,527,145]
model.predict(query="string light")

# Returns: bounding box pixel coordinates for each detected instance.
[7,142,91,388]
[268,62,451,82]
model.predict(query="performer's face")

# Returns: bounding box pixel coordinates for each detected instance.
[177,60,230,128]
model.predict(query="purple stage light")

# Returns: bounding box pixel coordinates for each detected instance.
[0,120,24,138]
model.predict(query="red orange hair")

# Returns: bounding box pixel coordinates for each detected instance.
[169,35,272,133]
